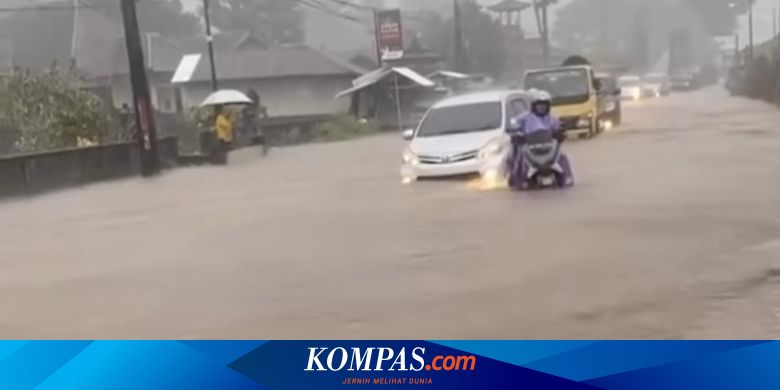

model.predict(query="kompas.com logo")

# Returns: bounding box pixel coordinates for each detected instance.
[304,347,477,372]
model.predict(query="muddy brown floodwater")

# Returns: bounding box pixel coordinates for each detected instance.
[2,88,780,339]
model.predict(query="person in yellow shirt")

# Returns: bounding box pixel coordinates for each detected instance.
[214,105,233,145]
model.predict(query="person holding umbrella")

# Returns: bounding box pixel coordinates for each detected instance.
[214,104,233,162]
[214,104,233,151]
[199,89,252,164]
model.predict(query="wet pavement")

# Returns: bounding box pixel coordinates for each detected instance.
[2,87,780,338]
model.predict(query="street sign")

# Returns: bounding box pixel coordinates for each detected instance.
[375,9,404,62]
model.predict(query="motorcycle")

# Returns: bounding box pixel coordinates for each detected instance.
[509,131,567,189]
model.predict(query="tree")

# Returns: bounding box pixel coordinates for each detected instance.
[97,0,202,37]
[420,1,506,76]
[745,55,772,100]
[553,0,722,69]
[0,71,123,154]
[683,0,754,35]
[207,0,304,45]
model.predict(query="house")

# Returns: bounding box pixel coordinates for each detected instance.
[173,46,366,118]
[86,30,270,114]
[0,7,266,114]
[336,66,437,129]
[382,36,445,77]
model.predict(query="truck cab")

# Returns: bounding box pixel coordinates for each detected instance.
[523,65,605,138]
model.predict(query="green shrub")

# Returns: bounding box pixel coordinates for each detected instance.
[746,55,774,101]
[0,70,123,153]
[317,115,382,142]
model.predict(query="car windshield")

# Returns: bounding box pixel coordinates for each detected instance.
[417,102,502,137]
[618,77,640,87]
[644,75,665,83]
[672,74,693,81]
[525,69,590,99]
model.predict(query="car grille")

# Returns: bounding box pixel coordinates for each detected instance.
[419,150,479,165]
[559,116,578,130]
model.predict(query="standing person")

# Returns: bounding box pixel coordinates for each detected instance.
[214,105,233,164]
[119,103,134,137]
[245,89,270,156]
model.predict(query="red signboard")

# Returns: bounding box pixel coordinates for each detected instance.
[375,9,404,60]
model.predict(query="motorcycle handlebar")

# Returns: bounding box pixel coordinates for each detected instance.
[510,131,565,145]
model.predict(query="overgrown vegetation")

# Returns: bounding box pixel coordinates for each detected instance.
[317,115,382,142]
[734,43,780,106]
[0,71,125,154]
[420,0,506,77]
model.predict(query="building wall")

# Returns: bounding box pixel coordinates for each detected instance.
[178,75,355,117]
[110,77,134,109]
[106,73,175,111]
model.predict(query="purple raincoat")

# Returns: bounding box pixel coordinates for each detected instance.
[507,112,574,188]
[510,112,561,135]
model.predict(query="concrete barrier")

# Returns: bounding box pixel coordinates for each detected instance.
[0,137,178,198]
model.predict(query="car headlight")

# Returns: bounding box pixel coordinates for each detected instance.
[577,113,592,128]
[478,138,504,159]
[402,147,419,166]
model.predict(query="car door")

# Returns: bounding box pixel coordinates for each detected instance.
[505,94,529,129]
[600,77,618,113]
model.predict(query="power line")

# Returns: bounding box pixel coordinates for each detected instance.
[319,0,429,22]
[0,0,162,13]
[321,0,380,12]
[290,0,367,24]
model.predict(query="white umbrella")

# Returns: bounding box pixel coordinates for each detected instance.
[199,89,253,107]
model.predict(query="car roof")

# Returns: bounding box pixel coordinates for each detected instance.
[431,90,524,109]
[525,65,591,74]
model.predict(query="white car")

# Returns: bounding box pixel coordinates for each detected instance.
[618,75,642,101]
[401,90,530,182]
[642,73,671,97]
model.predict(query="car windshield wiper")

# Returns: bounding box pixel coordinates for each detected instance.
[437,125,498,135]
[432,128,480,135]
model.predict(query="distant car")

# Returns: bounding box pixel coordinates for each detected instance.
[618,75,643,101]
[401,90,530,182]
[726,65,746,96]
[670,72,697,91]
[596,73,622,126]
[643,73,671,97]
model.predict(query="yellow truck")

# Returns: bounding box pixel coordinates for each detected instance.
[523,64,607,138]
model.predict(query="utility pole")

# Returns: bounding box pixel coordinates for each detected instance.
[532,0,551,66]
[70,0,79,67]
[598,0,607,62]
[120,0,160,177]
[373,9,382,66]
[203,0,219,91]
[541,1,550,65]
[453,0,468,72]
[773,8,777,38]
[748,0,754,60]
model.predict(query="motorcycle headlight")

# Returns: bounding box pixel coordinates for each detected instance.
[479,138,504,159]
[402,147,419,166]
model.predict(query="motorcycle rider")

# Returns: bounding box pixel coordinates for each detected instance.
[507,89,574,189]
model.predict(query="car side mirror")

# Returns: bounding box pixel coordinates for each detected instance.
[593,79,604,93]
[508,118,519,131]
[402,128,414,140]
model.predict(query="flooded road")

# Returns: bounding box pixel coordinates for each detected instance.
[3,88,780,338]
